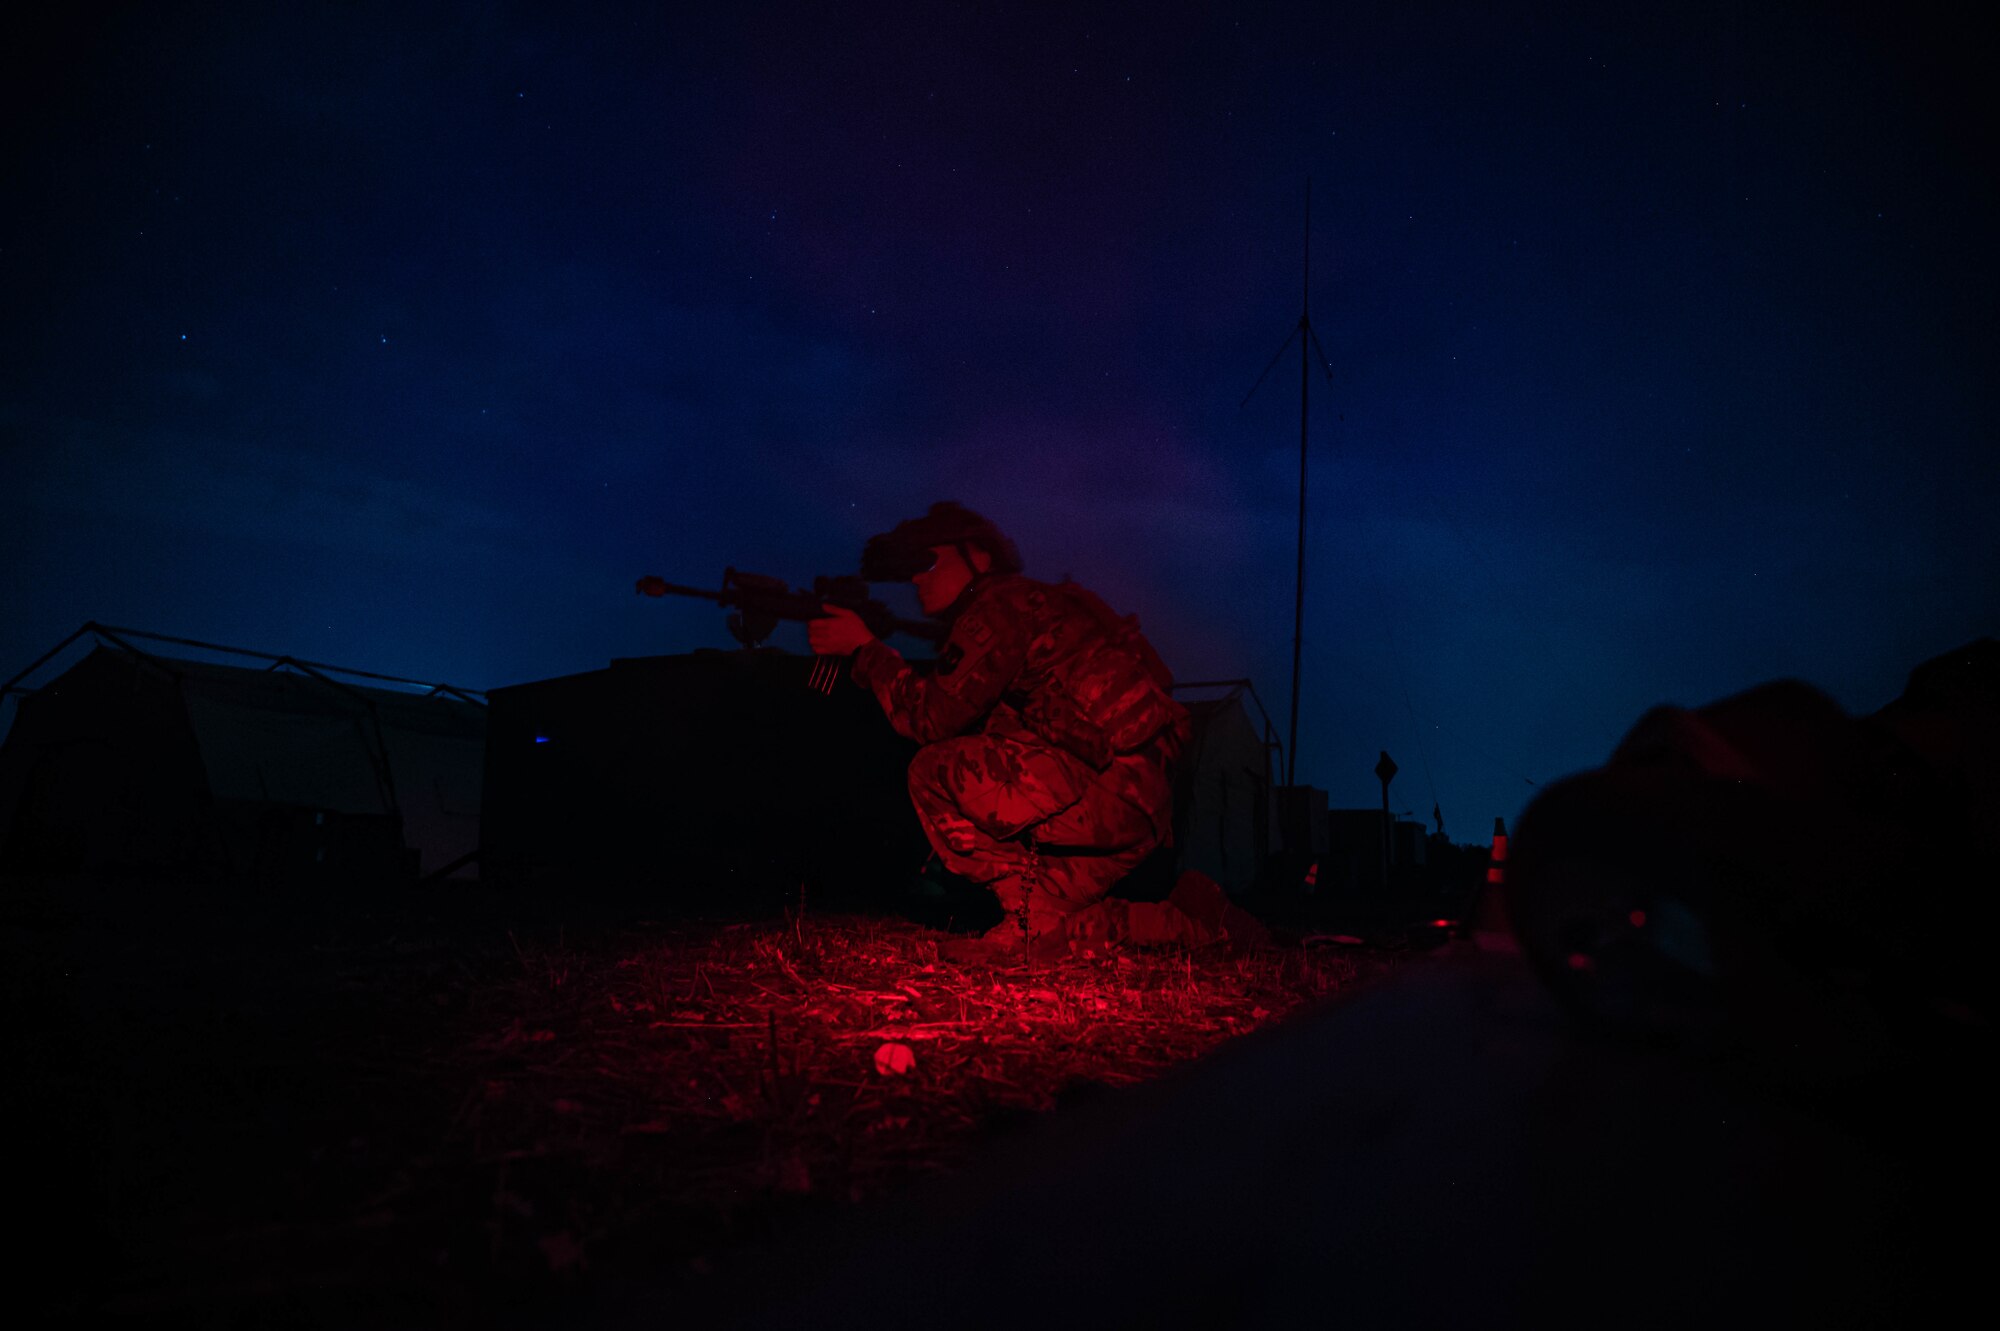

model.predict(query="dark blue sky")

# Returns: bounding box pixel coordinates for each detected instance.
[4,1,1993,835]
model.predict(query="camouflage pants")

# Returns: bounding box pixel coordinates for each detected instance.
[906,713,1187,928]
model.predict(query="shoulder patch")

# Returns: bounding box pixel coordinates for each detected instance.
[958,615,996,648]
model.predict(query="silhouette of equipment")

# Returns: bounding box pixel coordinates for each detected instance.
[1506,638,1997,1079]
[481,652,929,904]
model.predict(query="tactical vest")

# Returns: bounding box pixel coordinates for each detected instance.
[1002,578,1186,770]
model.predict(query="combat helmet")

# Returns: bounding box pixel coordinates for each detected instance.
[861,501,1023,582]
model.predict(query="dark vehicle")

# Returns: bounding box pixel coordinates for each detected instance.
[1506,639,1997,1077]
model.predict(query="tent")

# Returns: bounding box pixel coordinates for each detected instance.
[0,625,486,883]
[1170,681,1279,895]
[480,650,927,900]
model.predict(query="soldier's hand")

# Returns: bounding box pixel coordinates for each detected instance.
[808,603,875,656]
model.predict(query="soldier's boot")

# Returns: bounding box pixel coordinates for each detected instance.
[980,860,1084,961]
[1168,870,1273,948]
[1064,899,1135,954]
[1062,877,1273,953]
[1068,898,1201,950]
[935,872,1060,964]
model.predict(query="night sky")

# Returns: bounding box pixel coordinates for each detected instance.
[4,1,1994,837]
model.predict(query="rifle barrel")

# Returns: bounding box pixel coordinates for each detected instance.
[642,579,733,604]
[637,574,941,643]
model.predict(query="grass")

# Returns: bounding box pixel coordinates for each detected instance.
[1,875,1397,1322]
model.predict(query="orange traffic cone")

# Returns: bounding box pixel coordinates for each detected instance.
[1471,816,1518,953]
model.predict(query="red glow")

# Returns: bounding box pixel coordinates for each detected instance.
[1566,951,1595,972]
[1425,919,1452,929]
[1628,909,1647,928]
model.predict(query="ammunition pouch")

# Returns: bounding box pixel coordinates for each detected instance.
[1019,623,1185,771]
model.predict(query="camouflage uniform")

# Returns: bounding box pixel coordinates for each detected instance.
[852,573,1193,943]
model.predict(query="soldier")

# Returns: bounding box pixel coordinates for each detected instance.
[809,501,1249,959]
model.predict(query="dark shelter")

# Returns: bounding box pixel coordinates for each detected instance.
[0,633,485,886]
[1166,682,1277,897]
[482,649,929,908]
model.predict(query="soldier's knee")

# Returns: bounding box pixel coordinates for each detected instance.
[909,737,972,804]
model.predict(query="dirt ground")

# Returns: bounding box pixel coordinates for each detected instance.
[1,872,1401,1326]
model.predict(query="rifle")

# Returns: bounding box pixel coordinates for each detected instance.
[635,568,941,693]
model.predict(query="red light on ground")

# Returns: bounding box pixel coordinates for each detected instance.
[1426,919,1453,929]
[1628,909,1647,928]
[1566,951,1595,972]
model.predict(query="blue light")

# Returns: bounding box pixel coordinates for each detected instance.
[534,735,550,744]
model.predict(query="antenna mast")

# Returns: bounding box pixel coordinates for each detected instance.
[1241,178,1335,787]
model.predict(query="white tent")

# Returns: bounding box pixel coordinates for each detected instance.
[0,627,485,883]
[1171,681,1279,895]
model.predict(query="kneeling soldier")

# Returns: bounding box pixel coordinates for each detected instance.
[809,501,1214,958]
